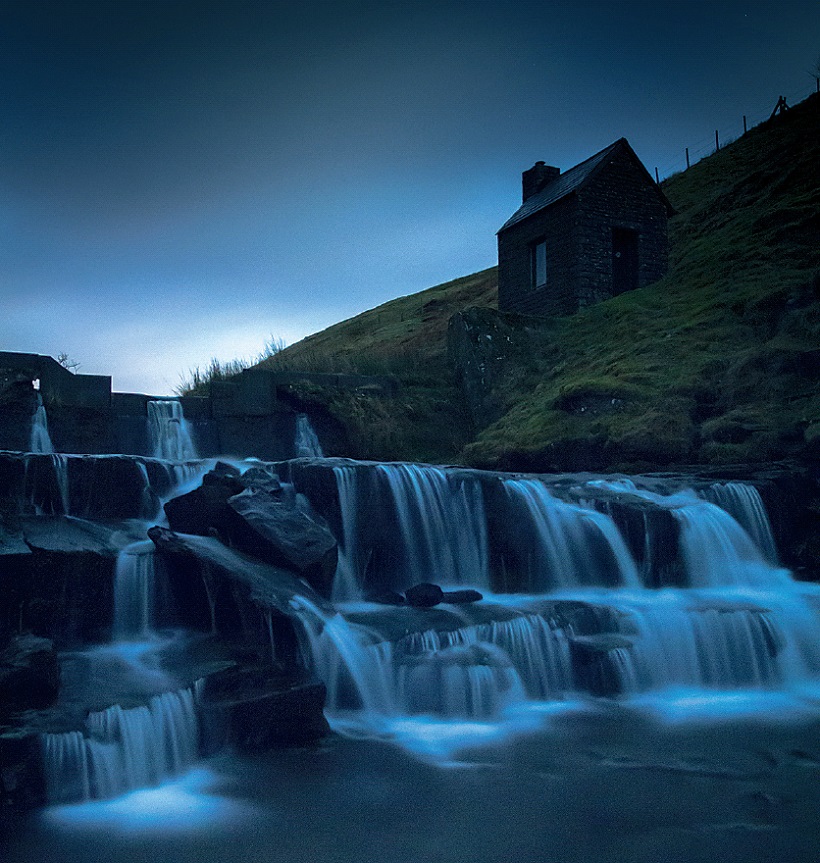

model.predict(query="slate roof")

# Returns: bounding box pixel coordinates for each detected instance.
[498,138,670,233]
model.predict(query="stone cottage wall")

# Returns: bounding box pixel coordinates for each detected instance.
[497,195,580,316]
[575,149,669,306]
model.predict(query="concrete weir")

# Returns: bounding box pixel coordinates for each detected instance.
[0,351,396,459]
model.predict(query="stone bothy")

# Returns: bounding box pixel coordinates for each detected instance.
[497,138,673,318]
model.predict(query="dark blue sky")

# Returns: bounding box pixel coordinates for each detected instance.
[2,0,818,394]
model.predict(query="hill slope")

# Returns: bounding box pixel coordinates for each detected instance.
[255,93,820,470]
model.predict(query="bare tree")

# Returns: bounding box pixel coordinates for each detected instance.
[57,352,80,372]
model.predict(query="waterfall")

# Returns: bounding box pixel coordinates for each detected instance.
[291,595,529,720]
[147,400,198,460]
[30,456,820,784]
[332,465,362,600]
[30,396,54,454]
[376,464,489,589]
[113,540,158,640]
[703,481,779,564]
[41,533,199,804]
[292,595,394,713]
[42,688,198,803]
[52,454,70,515]
[504,478,641,590]
[672,499,788,588]
[295,414,324,458]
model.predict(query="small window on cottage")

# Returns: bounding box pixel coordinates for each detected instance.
[531,240,547,289]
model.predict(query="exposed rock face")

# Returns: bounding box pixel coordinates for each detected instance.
[404,583,444,608]
[226,488,338,596]
[0,635,60,714]
[147,525,330,673]
[401,585,483,607]
[200,666,329,751]
[568,634,634,698]
[0,517,146,647]
[163,470,244,535]
[163,463,337,596]
[447,306,535,431]
[0,733,46,814]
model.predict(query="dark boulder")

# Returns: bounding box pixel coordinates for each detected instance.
[147,526,331,651]
[164,470,242,535]
[200,665,329,750]
[0,732,47,813]
[15,517,142,647]
[225,488,338,596]
[568,634,634,698]
[0,634,60,714]
[404,582,444,608]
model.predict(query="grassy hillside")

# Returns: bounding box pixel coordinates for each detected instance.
[467,93,820,471]
[251,93,820,470]
[256,268,497,462]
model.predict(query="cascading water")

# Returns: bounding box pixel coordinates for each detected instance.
[30,395,54,454]
[295,414,324,458]
[286,469,820,758]
[672,498,787,588]
[147,400,198,460]
[332,465,362,601]
[704,481,779,564]
[375,463,489,589]
[503,478,641,590]
[41,525,200,803]
[42,688,198,804]
[113,540,158,640]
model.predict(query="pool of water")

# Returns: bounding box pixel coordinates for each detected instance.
[6,701,820,863]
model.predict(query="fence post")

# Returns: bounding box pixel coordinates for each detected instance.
[685,147,690,169]
[715,130,720,151]
[743,115,747,134]
[655,167,660,183]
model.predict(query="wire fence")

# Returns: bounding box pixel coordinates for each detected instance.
[654,79,819,183]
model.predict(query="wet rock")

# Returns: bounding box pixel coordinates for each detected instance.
[237,465,282,495]
[404,582,444,607]
[0,732,47,814]
[147,526,331,645]
[12,517,142,647]
[441,589,483,604]
[200,666,329,750]
[164,471,242,535]
[0,634,60,714]
[225,488,338,595]
[568,634,634,698]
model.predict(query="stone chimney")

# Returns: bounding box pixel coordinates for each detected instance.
[522,161,560,202]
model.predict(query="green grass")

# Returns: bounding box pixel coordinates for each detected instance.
[464,94,820,470]
[241,93,820,470]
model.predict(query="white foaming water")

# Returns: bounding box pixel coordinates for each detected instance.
[147,400,198,460]
[41,464,820,787]
[672,499,789,588]
[42,517,199,804]
[332,465,362,601]
[43,688,198,803]
[30,396,54,453]
[504,478,641,590]
[113,540,158,640]
[704,481,779,564]
[287,474,820,761]
[376,463,489,589]
[295,414,324,457]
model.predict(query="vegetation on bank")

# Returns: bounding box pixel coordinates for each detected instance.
[466,93,820,471]
[184,93,820,471]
